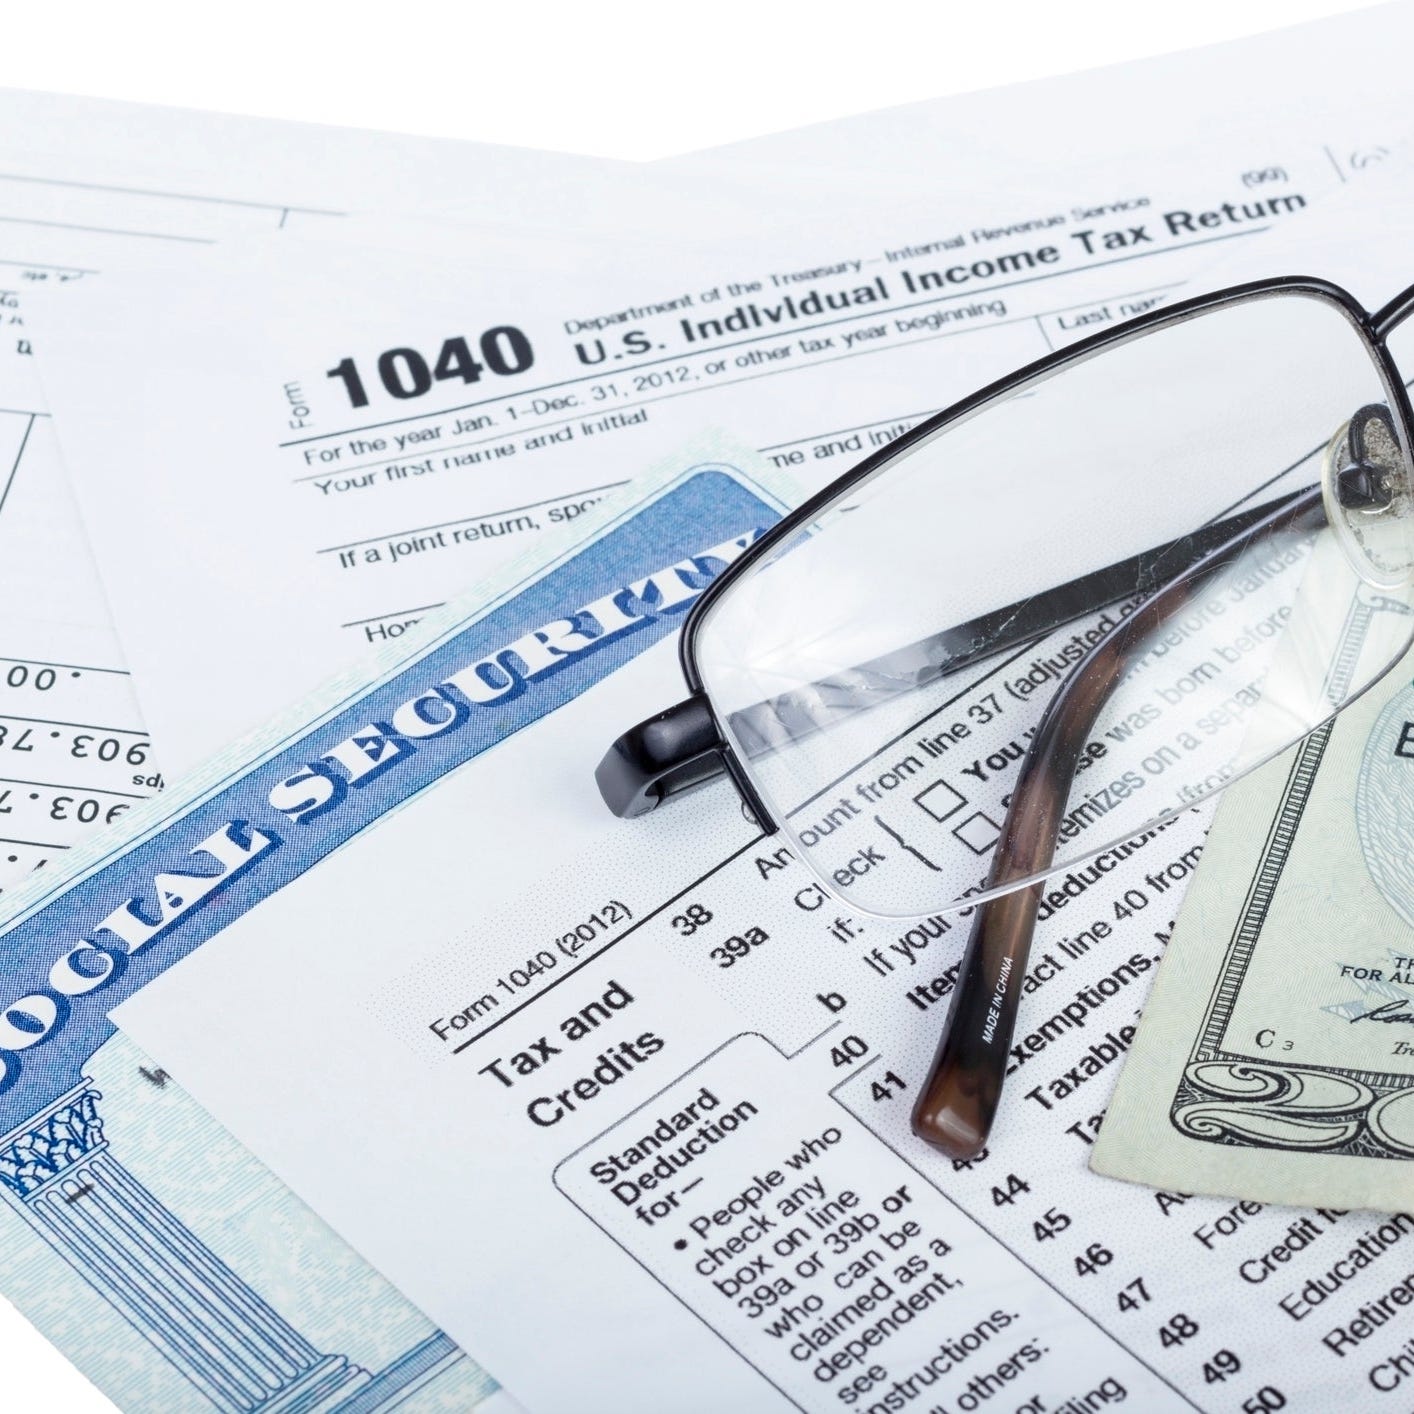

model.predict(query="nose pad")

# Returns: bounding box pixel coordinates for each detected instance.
[1322,402,1414,589]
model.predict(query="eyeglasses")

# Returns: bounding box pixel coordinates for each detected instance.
[595,277,1414,1161]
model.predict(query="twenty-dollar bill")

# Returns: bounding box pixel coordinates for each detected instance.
[1093,634,1414,1212]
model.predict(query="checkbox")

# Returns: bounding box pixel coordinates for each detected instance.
[914,779,966,823]
[952,811,1001,855]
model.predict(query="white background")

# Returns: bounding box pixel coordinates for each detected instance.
[0,0,1379,1406]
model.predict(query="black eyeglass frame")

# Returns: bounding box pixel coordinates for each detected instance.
[599,275,1414,830]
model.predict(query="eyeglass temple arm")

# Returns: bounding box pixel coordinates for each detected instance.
[910,483,1328,1160]
[595,487,1311,820]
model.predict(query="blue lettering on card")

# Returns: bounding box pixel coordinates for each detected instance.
[0,462,782,1412]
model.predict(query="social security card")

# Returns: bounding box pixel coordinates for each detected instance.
[0,436,786,1412]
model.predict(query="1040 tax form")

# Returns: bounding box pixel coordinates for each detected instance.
[87,158,1414,1408]
[81,84,1414,1414]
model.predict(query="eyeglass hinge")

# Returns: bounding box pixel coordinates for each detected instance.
[594,693,726,818]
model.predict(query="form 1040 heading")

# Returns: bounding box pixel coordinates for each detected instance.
[312,188,1311,417]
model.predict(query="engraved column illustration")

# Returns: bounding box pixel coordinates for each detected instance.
[0,1079,370,1412]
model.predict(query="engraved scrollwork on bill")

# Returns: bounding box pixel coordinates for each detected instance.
[1173,1061,1372,1150]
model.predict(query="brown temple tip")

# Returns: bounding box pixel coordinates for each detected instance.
[908,888,1029,1163]
[910,1049,996,1161]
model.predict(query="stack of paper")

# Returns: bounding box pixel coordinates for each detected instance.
[4,7,1414,1410]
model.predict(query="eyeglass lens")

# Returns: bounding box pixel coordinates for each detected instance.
[692,293,1414,919]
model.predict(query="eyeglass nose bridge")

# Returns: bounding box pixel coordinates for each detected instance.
[1324,402,1414,590]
